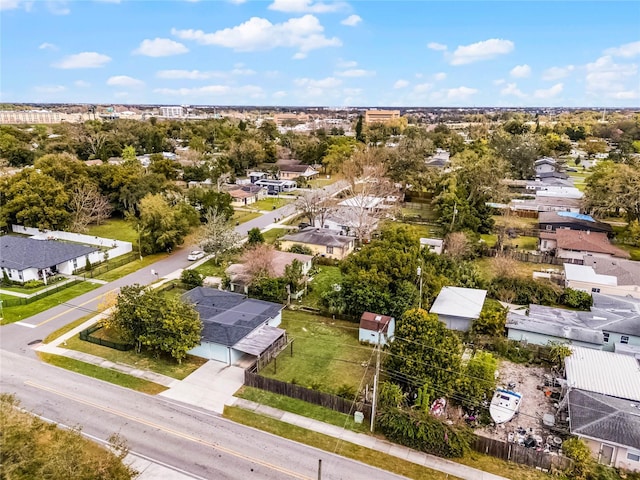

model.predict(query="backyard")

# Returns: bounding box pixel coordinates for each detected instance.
[260,310,373,394]
[245,197,294,212]
[86,218,138,244]
[301,265,343,309]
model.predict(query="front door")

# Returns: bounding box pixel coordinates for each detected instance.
[600,444,615,466]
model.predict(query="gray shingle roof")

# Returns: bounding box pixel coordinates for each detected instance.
[0,236,98,271]
[569,389,640,450]
[182,287,283,347]
[281,227,355,248]
[584,257,640,286]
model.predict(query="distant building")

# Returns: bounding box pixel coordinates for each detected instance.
[279,228,356,260]
[159,106,184,118]
[364,109,400,125]
[278,164,319,181]
[254,178,297,194]
[539,229,630,260]
[0,110,62,124]
[420,238,444,255]
[273,113,309,126]
[538,211,612,235]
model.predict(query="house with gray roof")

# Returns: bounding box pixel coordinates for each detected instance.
[182,287,285,365]
[0,236,98,284]
[561,347,640,471]
[279,227,356,260]
[506,293,640,352]
[429,286,487,331]
[564,257,640,300]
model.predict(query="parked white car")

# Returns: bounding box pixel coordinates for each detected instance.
[187,250,205,261]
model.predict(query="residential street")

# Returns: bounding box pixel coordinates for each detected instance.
[0,349,408,480]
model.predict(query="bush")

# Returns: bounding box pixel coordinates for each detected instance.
[560,288,593,310]
[488,275,561,305]
[335,383,356,400]
[563,437,593,479]
[181,269,204,289]
[23,279,45,289]
[313,256,341,267]
[288,244,313,255]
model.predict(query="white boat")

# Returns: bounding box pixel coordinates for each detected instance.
[489,388,522,424]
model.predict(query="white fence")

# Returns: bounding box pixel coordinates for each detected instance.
[12,225,133,265]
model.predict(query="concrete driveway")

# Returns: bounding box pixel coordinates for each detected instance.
[159,360,245,414]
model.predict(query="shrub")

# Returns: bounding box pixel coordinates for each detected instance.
[288,244,313,255]
[563,437,593,479]
[560,288,593,310]
[488,275,561,305]
[85,257,93,272]
[335,383,356,400]
[247,228,264,245]
[181,269,204,289]
[23,280,44,289]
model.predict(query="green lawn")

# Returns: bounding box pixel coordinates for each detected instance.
[1,282,101,325]
[302,266,342,309]
[0,276,68,295]
[492,215,539,230]
[473,257,561,282]
[262,228,291,245]
[247,197,294,211]
[235,386,369,433]
[86,218,138,244]
[480,234,538,251]
[94,253,167,282]
[260,310,373,393]
[614,242,640,261]
[567,170,591,192]
[224,406,456,480]
[43,313,98,343]
[232,210,262,224]
[64,332,207,380]
[38,352,167,394]
[307,175,341,189]
[193,252,240,278]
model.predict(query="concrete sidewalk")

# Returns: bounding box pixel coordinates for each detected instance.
[228,398,508,480]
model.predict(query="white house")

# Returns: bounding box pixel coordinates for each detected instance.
[183,288,285,365]
[564,259,640,299]
[429,286,487,331]
[359,312,395,346]
[420,238,444,255]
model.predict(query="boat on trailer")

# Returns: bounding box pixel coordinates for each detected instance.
[489,388,522,424]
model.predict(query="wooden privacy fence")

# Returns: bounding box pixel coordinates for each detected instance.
[472,435,572,472]
[245,371,372,420]
[484,249,584,266]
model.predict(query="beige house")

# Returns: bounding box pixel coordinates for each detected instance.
[564,259,640,299]
[279,228,356,260]
[364,109,400,124]
[539,229,630,261]
[227,185,265,207]
[279,164,319,180]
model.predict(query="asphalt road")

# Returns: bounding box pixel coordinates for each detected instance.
[0,349,408,480]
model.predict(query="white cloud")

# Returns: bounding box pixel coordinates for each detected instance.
[53,52,111,69]
[393,79,409,89]
[272,90,287,99]
[427,42,447,51]
[268,0,346,13]
[228,0,247,3]
[0,0,25,10]
[500,83,526,98]
[534,82,563,99]
[34,85,66,93]
[510,64,531,78]
[585,55,638,98]
[341,14,361,27]
[449,38,514,65]
[542,65,575,80]
[74,80,91,87]
[107,75,145,87]
[446,86,478,100]
[95,0,122,3]
[433,72,446,81]
[38,42,58,50]
[413,83,433,93]
[294,77,342,89]
[493,78,506,85]
[604,41,640,58]
[157,69,222,80]
[343,88,362,96]
[47,1,70,15]
[292,52,307,60]
[172,15,341,56]
[231,68,256,75]
[114,91,129,98]
[133,38,188,57]
[608,90,639,100]
[335,69,374,77]
[336,59,357,68]
[153,84,265,99]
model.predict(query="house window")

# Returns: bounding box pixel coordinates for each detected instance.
[621,336,629,344]
[592,288,601,293]
[542,241,547,248]
[546,225,552,230]
[326,246,334,254]
[628,452,640,462]
[603,332,609,343]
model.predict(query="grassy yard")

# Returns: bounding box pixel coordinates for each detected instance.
[457,451,553,480]
[232,210,262,224]
[86,218,138,244]
[38,352,167,394]
[247,197,294,211]
[307,174,341,189]
[63,332,207,380]
[567,169,591,192]
[193,251,240,278]
[473,257,561,282]
[224,406,457,480]
[260,310,373,393]
[480,234,538,250]
[302,265,342,309]
[492,214,539,230]
[43,313,98,343]
[262,228,292,245]
[614,242,640,261]
[94,253,167,282]
[235,386,369,433]
[1,282,101,325]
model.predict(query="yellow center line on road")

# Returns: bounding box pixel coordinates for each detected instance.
[35,288,119,327]
[24,380,311,480]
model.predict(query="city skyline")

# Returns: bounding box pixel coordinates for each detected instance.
[1,0,639,108]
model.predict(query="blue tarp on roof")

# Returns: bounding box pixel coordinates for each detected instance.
[557,211,596,222]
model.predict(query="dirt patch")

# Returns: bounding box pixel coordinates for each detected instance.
[477,360,558,443]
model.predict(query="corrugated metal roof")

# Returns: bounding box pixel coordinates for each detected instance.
[430,287,487,319]
[565,346,640,401]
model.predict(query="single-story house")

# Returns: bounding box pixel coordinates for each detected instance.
[279,228,356,260]
[359,312,395,346]
[536,187,583,200]
[225,250,313,296]
[315,209,379,237]
[182,287,285,365]
[539,229,630,260]
[538,211,613,235]
[563,347,640,471]
[227,185,265,207]
[506,294,640,352]
[338,195,394,211]
[278,163,319,181]
[0,235,98,283]
[429,286,487,331]
[420,238,444,255]
[535,157,566,177]
[249,171,268,183]
[254,178,297,194]
[565,257,640,299]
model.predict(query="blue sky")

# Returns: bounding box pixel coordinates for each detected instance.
[1,0,639,107]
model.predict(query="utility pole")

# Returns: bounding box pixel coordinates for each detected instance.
[370,329,382,432]
[317,459,322,480]
[417,265,423,310]
[449,201,458,232]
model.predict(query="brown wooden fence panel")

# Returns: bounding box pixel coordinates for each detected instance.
[245,371,371,419]
[472,435,572,472]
